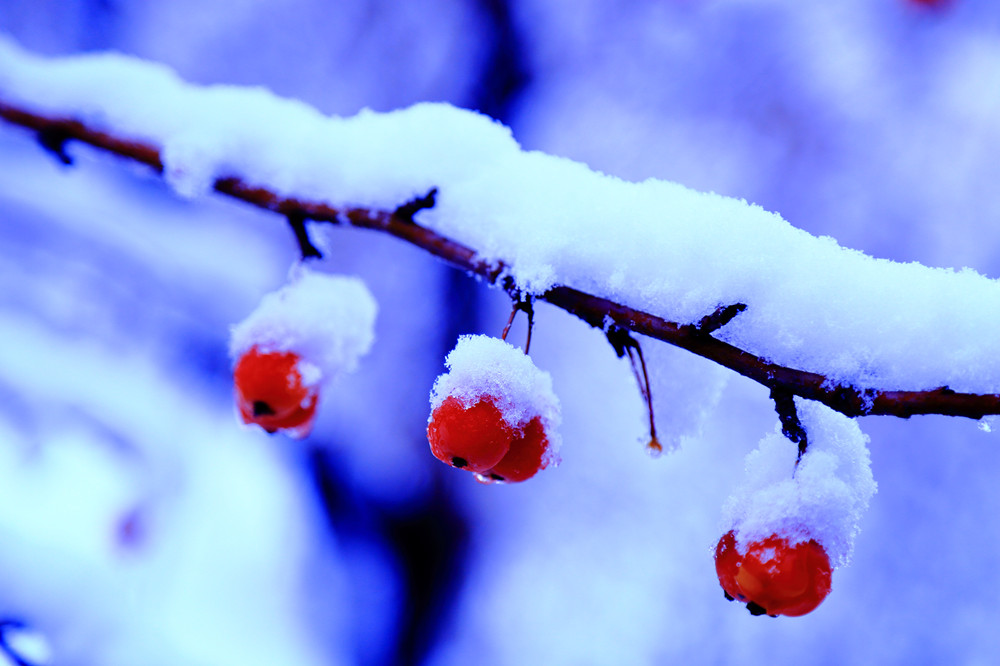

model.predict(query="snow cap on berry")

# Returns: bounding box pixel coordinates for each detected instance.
[721,399,876,568]
[430,334,561,457]
[230,266,377,382]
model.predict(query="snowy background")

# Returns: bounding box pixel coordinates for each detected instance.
[2,1,1000,664]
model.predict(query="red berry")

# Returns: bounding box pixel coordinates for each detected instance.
[427,396,513,472]
[715,531,743,602]
[484,416,549,482]
[234,347,318,437]
[715,530,832,617]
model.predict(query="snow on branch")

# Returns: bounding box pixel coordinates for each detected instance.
[2,36,1000,421]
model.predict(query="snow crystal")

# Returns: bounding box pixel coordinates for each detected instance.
[430,334,561,454]
[4,35,1000,394]
[721,399,877,568]
[229,266,377,381]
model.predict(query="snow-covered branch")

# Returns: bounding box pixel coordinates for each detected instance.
[3,99,998,420]
[3,37,1000,423]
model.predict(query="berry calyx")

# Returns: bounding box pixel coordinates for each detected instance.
[427,396,513,472]
[715,530,832,617]
[483,417,549,482]
[234,347,319,438]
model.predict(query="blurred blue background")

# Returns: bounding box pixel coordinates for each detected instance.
[2,1,1000,664]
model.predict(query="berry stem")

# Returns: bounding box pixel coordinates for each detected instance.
[607,325,661,454]
[500,291,535,354]
[628,338,661,455]
[524,297,534,355]
[501,304,517,342]
[771,388,808,463]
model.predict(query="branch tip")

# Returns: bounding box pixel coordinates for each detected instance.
[394,187,438,223]
[695,303,747,334]
[37,127,74,166]
[286,214,323,260]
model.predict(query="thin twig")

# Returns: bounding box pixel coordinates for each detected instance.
[3,102,1000,420]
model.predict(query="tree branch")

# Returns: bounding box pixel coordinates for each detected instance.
[3,101,999,420]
